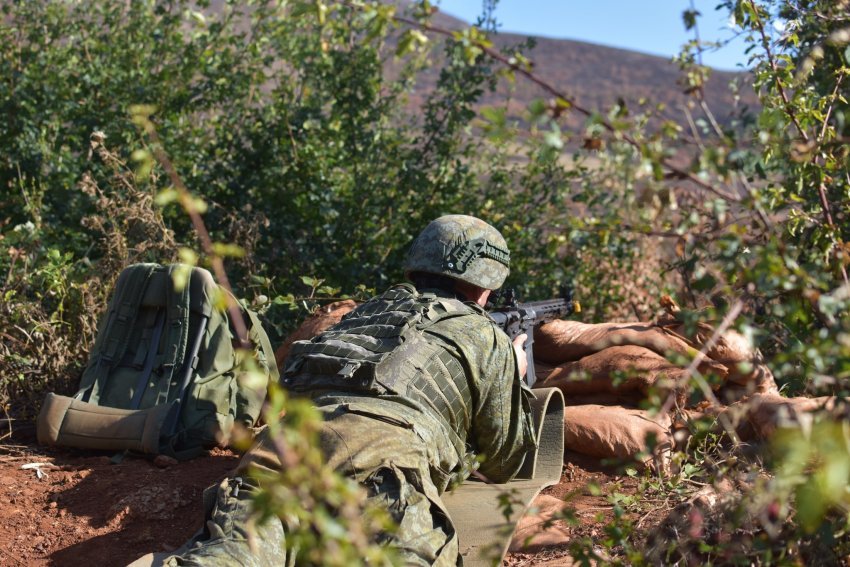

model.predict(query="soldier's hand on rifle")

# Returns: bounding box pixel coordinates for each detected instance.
[512,333,528,379]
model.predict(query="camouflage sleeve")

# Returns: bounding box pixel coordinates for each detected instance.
[427,314,536,483]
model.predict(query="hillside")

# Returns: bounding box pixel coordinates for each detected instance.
[202,0,757,133]
[408,7,758,133]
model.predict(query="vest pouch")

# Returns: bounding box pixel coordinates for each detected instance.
[37,392,171,454]
[283,355,383,395]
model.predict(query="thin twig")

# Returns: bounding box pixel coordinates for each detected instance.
[270,428,299,470]
[813,74,849,285]
[659,301,744,446]
[686,5,729,142]
[817,74,844,145]
[699,99,727,141]
[679,477,711,487]
[748,0,848,286]
[0,404,12,442]
[636,498,674,529]
[139,125,251,347]
[682,105,706,152]
[749,1,808,142]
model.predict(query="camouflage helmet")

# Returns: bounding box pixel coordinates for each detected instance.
[404,214,510,290]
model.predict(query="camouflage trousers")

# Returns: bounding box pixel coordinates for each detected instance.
[164,408,460,566]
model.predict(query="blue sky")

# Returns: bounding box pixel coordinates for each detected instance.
[437,1,750,71]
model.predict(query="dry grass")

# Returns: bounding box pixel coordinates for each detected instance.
[0,134,178,427]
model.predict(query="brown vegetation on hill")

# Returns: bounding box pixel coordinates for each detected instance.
[409,9,758,134]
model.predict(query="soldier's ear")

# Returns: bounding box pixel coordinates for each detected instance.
[455,280,491,306]
[476,289,492,307]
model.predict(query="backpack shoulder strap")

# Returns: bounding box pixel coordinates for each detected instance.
[79,263,159,403]
[158,267,218,444]
[153,264,192,406]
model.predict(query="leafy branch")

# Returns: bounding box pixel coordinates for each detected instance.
[130,105,252,347]
[348,0,743,203]
[745,0,848,285]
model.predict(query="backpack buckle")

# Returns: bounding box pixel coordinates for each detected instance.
[337,361,361,379]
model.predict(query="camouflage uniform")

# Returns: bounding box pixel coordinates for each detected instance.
[164,215,535,566]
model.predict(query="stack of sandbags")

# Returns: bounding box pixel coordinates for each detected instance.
[653,312,779,399]
[274,300,358,369]
[533,318,777,397]
[534,299,779,466]
[534,319,732,406]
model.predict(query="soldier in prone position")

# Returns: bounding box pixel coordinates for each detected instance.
[163,215,536,566]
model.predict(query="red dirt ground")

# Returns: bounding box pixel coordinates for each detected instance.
[0,425,240,567]
[1,424,621,566]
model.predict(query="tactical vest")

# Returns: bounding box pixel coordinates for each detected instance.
[281,284,477,437]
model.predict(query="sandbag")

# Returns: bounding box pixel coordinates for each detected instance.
[694,393,842,442]
[657,319,761,385]
[721,393,839,441]
[508,494,570,552]
[537,312,768,385]
[563,404,672,466]
[538,345,727,405]
[274,300,358,368]
[708,329,756,384]
[716,366,779,404]
[561,392,645,407]
[533,360,558,384]
[535,320,698,365]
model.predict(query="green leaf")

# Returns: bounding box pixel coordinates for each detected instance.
[543,124,563,149]
[682,9,700,31]
[188,10,206,26]
[396,31,415,57]
[528,98,547,119]
[480,106,506,126]
[211,242,246,258]
[178,248,198,266]
[155,187,179,206]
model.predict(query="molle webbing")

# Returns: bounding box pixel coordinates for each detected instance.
[282,285,474,434]
[82,266,194,411]
[400,344,471,433]
[80,263,159,403]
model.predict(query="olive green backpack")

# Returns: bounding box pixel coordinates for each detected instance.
[37,263,278,460]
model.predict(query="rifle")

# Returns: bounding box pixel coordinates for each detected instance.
[489,288,580,387]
